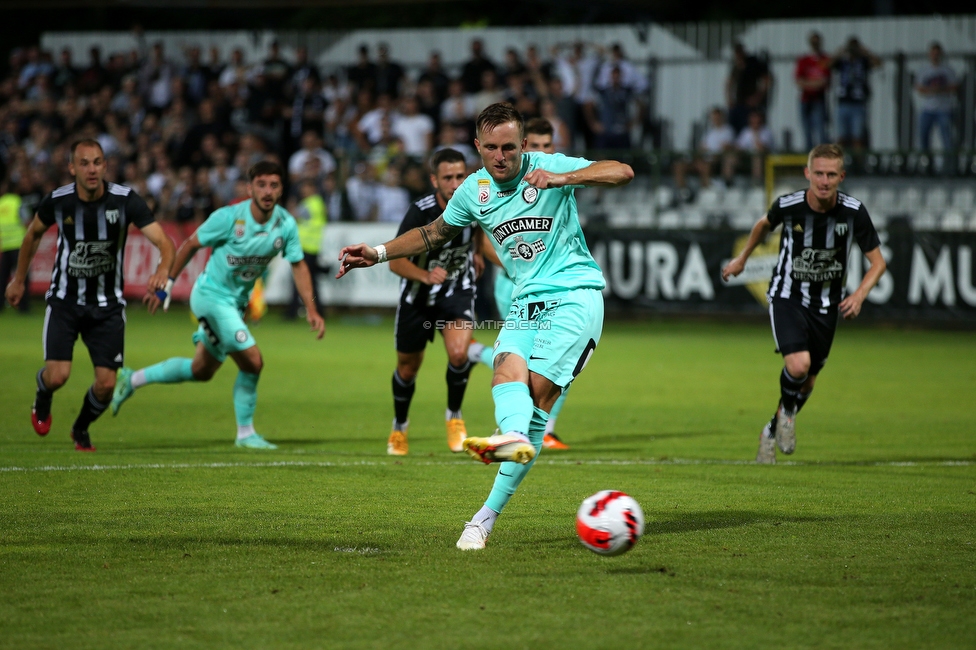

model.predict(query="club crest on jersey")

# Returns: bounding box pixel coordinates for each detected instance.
[478,179,490,204]
[274,236,283,250]
[522,186,539,204]
[509,235,546,262]
[105,209,119,224]
[835,223,849,236]
[235,219,246,238]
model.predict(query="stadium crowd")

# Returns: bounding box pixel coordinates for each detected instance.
[0,36,657,233]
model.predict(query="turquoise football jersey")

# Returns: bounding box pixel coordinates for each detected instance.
[442,152,605,299]
[193,201,304,306]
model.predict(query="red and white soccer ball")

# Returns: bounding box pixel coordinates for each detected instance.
[576,490,645,556]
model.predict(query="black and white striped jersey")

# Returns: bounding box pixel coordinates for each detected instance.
[766,189,880,313]
[395,193,477,308]
[36,181,155,307]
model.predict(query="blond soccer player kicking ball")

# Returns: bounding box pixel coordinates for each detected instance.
[338,103,633,549]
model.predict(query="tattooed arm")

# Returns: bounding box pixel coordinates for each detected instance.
[336,215,464,278]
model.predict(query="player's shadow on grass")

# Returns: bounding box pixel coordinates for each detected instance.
[645,510,832,536]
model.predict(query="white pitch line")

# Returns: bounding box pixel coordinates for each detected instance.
[0,458,972,473]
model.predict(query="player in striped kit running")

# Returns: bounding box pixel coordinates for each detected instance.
[722,144,886,463]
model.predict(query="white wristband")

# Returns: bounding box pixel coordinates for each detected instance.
[374,244,388,263]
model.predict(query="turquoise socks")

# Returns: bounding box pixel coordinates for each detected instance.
[142,358,195,385]
[491,381,533,436]
[233,371,260,427]
[484,406,547,513]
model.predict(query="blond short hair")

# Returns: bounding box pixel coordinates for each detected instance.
[808,143,845,169]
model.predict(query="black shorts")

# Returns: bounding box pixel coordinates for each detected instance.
[44,299,126,369]
[394,294,476,354]
[769,298,838,375]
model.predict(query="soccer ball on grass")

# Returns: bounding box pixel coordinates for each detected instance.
[576,490,645,556]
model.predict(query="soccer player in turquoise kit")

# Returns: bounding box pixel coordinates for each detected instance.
[111,161,325,449]
[469,117,572,450]
[337,104,633,549]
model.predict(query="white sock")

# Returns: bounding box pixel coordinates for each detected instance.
[446,409,462,421]
[393,418,408,432]
[544,416,557,435]
[237,424,256,440]
[467,341,486,364]
[131,369,147,389]
[472,505,499,533]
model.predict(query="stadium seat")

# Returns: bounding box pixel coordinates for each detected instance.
[951,187,975,212]
[941,210,965,231]
[923,187,949,213]
[655,186,675,210]
[912,212,939,230]
[874,187,897,212]
[658,210,681,229]
[730,211,755,230]
[900,186,923,213]
[683,208,705,229]
[695,187,720,212]
[845,186,870,205]
[722,187,744,213]
[745,187,766,213]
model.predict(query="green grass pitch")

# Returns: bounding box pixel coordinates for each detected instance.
[1,307,974,649]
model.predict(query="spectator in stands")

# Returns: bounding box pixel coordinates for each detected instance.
[355,92,398,151]
[592,66,633,151]
[914,41,959,156]
[286,177,326,320]
[290,46,320,94]
[182,46,209,107]
[795,31,831,151]
[419,51,451,104]
[725,41,771,135]
[393,95,435,159]
[52,48,77,93]
[440,78,476,133]
[140,42,176,112]
[262,40,292,102]
[461,39,497,94]
[375,165,411,223]
[552,41,601,149]
[288,130,337,185]
[673,107,737,198]
[471,69,506,116]
[218,48,248,88]
[433,121,479,170]
[208,147,239,204]
[345,161,380,221]
[732,110,775,185]
[538,97,571,152]
[415,77,443,135]
[375,43,406,99]
[286,74,327,153]
[830,36,881,153]
[347,44,378,95]
[78,46,107,95]
[324,94,357,154]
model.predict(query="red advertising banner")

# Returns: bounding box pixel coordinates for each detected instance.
[28,222,208,302]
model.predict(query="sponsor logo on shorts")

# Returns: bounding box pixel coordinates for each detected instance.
[478,179,490,204]
[526,299,560,320]
[274,237,283,250]
[235,330,248,343]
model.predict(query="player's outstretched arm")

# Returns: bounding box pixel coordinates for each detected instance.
[144,233,203,313]
[290,259,326,338]
[524,160,634,190]
[140,222,176,296]
[722,215,772,282]
[336,216,463,278]
[839,246,886,320]
[4,216,49,308]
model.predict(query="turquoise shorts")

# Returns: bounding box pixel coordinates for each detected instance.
[494,287,603,389]
[494,270,515,322]
[189,285,256,363]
